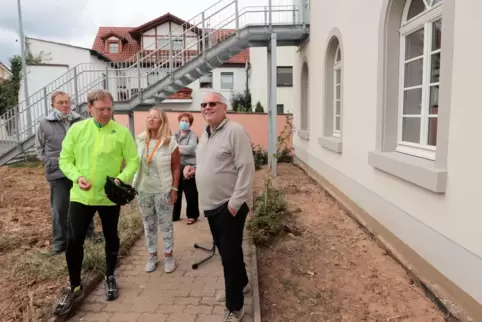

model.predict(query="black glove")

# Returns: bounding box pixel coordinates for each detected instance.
[104,176,138,206]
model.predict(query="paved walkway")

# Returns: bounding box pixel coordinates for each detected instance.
[69,212,255,322]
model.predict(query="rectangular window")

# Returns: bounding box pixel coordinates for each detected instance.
[172,39,183,51]
[157,37,168,49]
[397,18,442,160]
[221,72,234,90]
[157,37,183,50]
[200,72,213,88]
[277,104,284,114]
[277,66,293,87]
[108,43,119,53]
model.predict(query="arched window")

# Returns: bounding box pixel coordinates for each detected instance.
[300,62,309,133]
[397,0,443,160]
[333,45,342,137]
[320,33,343,153]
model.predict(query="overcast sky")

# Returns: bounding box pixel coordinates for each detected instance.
[0,0,295,66]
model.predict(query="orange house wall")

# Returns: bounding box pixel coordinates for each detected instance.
[114,111,291,149]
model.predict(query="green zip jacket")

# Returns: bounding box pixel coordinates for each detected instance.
[59,118,140,206]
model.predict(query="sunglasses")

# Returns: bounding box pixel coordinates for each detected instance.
[200,101,220,108]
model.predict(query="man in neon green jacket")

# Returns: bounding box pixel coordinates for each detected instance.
[53,89,139,316]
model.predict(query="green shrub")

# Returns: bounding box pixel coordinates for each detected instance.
[249,176,288,245]
[230,90,252,112]
[252,144,268,170]
[254,101,264,113]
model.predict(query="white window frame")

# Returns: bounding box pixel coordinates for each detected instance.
[220,72,234,90]
[108,43,119,53]
[333,45,342,138]
[200,72,213,88]
[157,36,183,50]
[396,0,443,160]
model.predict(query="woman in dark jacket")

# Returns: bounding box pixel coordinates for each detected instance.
[172,112,200,224]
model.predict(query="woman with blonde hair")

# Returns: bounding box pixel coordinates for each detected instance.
[132,107,181,273]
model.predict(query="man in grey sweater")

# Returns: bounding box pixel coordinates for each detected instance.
[184,92,255,322]
[35,91,94,254]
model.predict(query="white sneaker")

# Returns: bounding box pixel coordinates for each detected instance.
[164,256,176,273]
[216,283,250,302]
[223,307,244,321]
[144,256,158,273]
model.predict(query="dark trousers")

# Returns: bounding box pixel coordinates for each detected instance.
[173,165,200,221]
[66,202,120,288]
[48,178,94,251]
[207,202,249,312]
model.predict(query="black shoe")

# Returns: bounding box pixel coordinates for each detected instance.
[104,275,119,301]
[52,284,84,316]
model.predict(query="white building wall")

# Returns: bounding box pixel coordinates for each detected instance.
[142,28,156,50]
[28,38,92,68]
[17,65,68,139]
[19,40,108,104]
[142,22,199,51]
[293,0,482,307]
[250,46,297,113]
[205,67,246,109]
[16,39,108,139]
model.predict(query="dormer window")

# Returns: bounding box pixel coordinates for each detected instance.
[101,32,126,54]
[109,42,119,53]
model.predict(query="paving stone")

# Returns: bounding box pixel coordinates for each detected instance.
[183,304,213,314]
[137,312,169,322]
[165,313,197,322]
[78,312,112,321]
[108,312,142,321]
[75,216,256,321]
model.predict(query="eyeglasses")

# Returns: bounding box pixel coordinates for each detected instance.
[200,101,221,108]
[54,100,70,105]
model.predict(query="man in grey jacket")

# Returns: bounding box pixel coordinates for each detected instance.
[35,91,94,254]
[184,92,255,322]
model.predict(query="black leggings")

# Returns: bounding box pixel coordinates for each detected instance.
[66,202,121,288]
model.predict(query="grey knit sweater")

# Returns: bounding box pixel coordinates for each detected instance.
[174,129,198,166]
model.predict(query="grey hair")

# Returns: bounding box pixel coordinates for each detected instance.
[51,91,70,104]
[208,91,228,105]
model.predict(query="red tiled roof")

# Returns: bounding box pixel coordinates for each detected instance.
[92,15,250,65]
[129,13,201,40]
[100,31,128,42]
[93,27,139,62]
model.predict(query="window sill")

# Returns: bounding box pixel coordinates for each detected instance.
[318,136,342,153]
[368,151,447,193]
[298,130,310,140]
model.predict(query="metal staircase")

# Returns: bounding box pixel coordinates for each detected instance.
[0,0,309,166]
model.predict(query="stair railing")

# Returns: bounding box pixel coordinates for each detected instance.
[105,1,300,103]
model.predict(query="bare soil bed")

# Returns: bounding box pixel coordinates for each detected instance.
[254,163,446,322]
[0,162,141,321]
